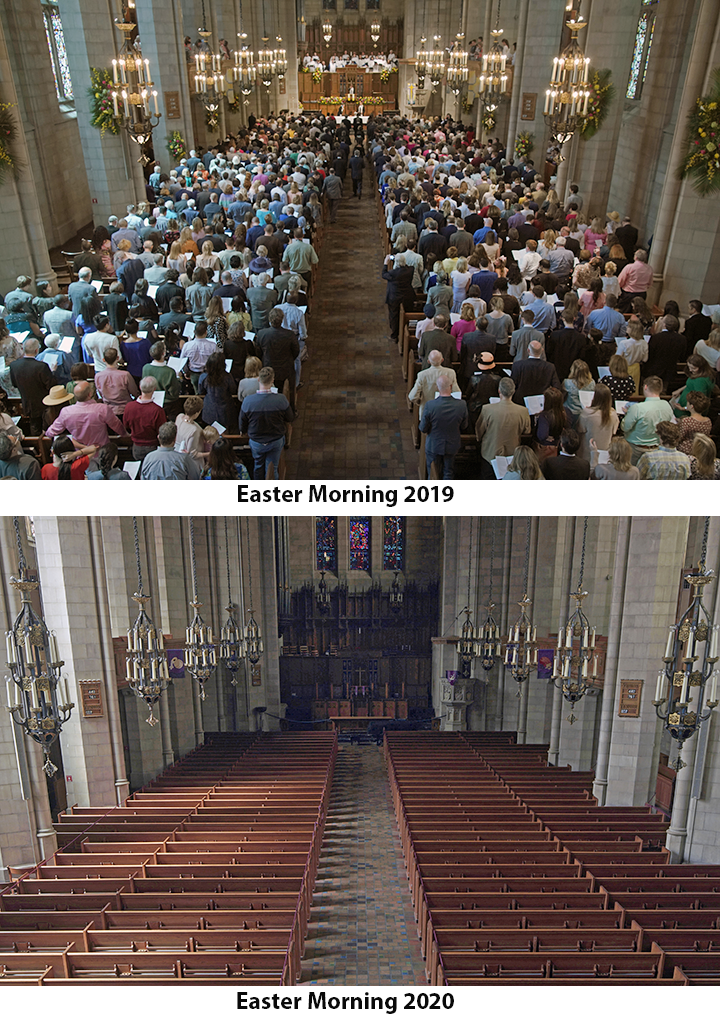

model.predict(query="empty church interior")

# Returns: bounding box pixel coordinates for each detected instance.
[2,514,720,987]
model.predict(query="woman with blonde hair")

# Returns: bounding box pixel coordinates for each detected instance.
[442,245,460,275]
[689,434,720,479]
[577,382,619,463]
[695,326,720,370]
[584,216,607,250]
[616,321,648,390]
[563,358,596,422]
[503,445,545,480]
[197,238,221,273]
[167,239,188,275]
[485,295,514,347]
[482,230,500,262]
[591,436,640,480]
[237,355,263,406]
[191,216,206,244]
[179,225,199,256]
[601,260,621,300]
[604,353,635,401]
[539,229,557,258]
[450,302,477,352]
[113,237,133,273]
[450,257,473,312]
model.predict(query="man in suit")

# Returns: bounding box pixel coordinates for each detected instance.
[459,316,497,388]
[543,429,591,480]
[256,308,301,412]
[417,315,455,368]
[683,300,714,355]
[615,218,639,261]
[475,377,531,479]
[408,350,459,418]
[419,375,469,479]
[417,219,448,264]
[546,311,597,381]
[9,338,53,435]
[382,253,416,344]
[510,310,545,362]
[511,340,561,404]
[643,316,686,390]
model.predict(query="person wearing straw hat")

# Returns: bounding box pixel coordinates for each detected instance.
[41,384,74,433]
[45,380,126,448]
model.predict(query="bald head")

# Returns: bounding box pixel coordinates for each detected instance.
[436,375,452,397]
[74,381,92,402]
[528,340,544,359]
[428,350,444,368]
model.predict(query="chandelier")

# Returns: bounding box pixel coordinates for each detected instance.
[551,516,598,722]
[220,519,244,687]
[322,20,332,44]
[192,0,233,129]
[316,570,331,616]
[455,517,479,675]
[370,22,381,47]
[428,36,445,90]
[504,517,538,688]
[184,517,217,702]
[233,0,257,101]
[243,519,264,665]
[478,518,501,672]
[654,517,719,771]
[447,39,469,97]
[110,4,161,160]
[389,571,404,612]
[479,2,509,111]
[4,517,72,777]
[416,37,429,89]
[543,5,590,143]
[126,517,170,726]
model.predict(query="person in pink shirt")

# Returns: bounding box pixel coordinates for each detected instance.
[451,303,477,353]
[94,347,140,418]
[617,249,654,312]
[45,381,127,447]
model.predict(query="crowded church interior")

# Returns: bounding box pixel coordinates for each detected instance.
[1,1,719,479]
[2,514,720,988]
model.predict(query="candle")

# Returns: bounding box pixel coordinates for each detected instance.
[142,89,149,116]
[112,60,118,85]
[582,91,590,116]
[570,92,577,117]
[195,55,200,72]
[655,670,665,703]
[564,656,571,678]
[710,673,718,704]
[592,655,598,677]
[120,60,127,85]
[664,627,675,660]
[583,626,589,647]
[680,674,689,704]
[152,91,159,115]
[6,631,16,666]
[24,633,33,664]
[566,625,573,648]
[6,675,14,708]
[122,91,130,118]
[137,61,144,85]
[145,59,150,81]
[150,659,157,681]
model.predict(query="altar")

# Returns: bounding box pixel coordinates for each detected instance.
[299,70,398,115]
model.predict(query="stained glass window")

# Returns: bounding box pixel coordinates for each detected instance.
[366,0,381,9]
[322,0,336,9]
[316,517,337,573]
[43,3,74,103]
[627,2,658,101]
[349,518,371,572]
[383,517,405,571]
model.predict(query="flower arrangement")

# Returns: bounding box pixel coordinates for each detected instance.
[88,67,120,136]
[205,107,220,131]
[320,95,385,106]
[312,66,323,83]
[0,101,19,185]
[679,66,720,197]
[579,68,615,141]
[514,130,534,162]
[481,111,496,132]
[227,95,240,113]
[461,97,475,115]
[166,131,186,161]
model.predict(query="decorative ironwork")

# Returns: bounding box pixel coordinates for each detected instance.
[220,518,244,686]
[110,4,161,160]
[456,518,479,674]
[184,517,217,701]
[243,518,263,665]
[504,517,538,687]
[551,517,598,713]
[654,517,718,771]
[479,1,509,111]
[479,517,502,672]
[5,517,73,776]
[543,3,591,144]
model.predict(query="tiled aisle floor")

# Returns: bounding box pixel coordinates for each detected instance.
[284,182,419,480]
[300,744,427,986]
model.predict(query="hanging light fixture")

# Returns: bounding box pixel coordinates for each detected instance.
[479,0,510,112]
[184,516,217,702]
[316,570,331,616]
[370,21,381,47]
[389,571,404,612]
[258,4,276,90]
[220,518,245,687]
[447,41,469,97]
[243,519,264,665]
[110,2,161,160]
[415,0,428,89]
[551,516,598,722]
[322,20,333,45]
[4,517,72,777]
[428,35,446,91]
[234,0,257,103]
[126,517,170,726]
[654,517,719,771]
[192,0,230,130]
[478,518,502,672]
[543,3,591,144]
[273,0,288,80]
[456,518,479,674]
[504,517,538,689]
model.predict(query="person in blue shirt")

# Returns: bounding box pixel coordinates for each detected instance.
[523,285,556,332]
[586,294,628,341]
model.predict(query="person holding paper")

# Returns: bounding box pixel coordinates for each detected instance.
[174,396,206,472]
[577,383,619,465]
[122,376,166,461]
[45,380,126,448]
[408,350,460,419]
[590,437,640,480]
[37,335,73,385]
[142,342,182,414]
[84,316,120,373]
[197,352,239,433]
[42,294,75,340]
[563,360,596,424]
[475,377,531,479]
[141,421,201,480]
[119,319,153,383]
[9,338,53,435]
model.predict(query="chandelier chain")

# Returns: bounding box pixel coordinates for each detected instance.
[467,518,473,610]
[224,517,232,604]
[246,518,254,609]
[489,517,496,604]
[577,516,588,591]
[495,0,502,32]
[189,516,198,602]
[132,516,144,593]
[700,515,710,572]
[523,517,531,595]
[12,516,26,574]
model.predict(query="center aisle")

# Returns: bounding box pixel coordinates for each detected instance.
[300,744,426,986]
[284,178,419,480]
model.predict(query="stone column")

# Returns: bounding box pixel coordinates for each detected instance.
[505,0,530,159]
[548,516,576,765]
[605,517,691,807]
[516,515,539,745]
[57,0,146,226]
[0,14,57,294]
[134,0,195,167]
[593,516,632,805]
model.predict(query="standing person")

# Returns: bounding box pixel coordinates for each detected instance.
[349,149,364,199]
[240,366,295,480]
[122,376,167,461]
[197,351,239,432]
[323,168,344,223]
[9,338,53,435]
[382,253,415,345]
[94,347,140,418]
[419,375,469,480]
[141,421,201,479]
[255,308,300,412]
[475,377,531,479]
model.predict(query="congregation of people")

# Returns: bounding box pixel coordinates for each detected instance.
[0,111,375,481]
[372,114,720,480]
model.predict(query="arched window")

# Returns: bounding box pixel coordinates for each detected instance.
[627,1,658,101]
[42,2,74,104]
[349,517,371,571]
[316,517,337,573]
[382,516,405,571]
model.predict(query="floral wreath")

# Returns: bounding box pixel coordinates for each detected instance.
[679,66,720,197]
